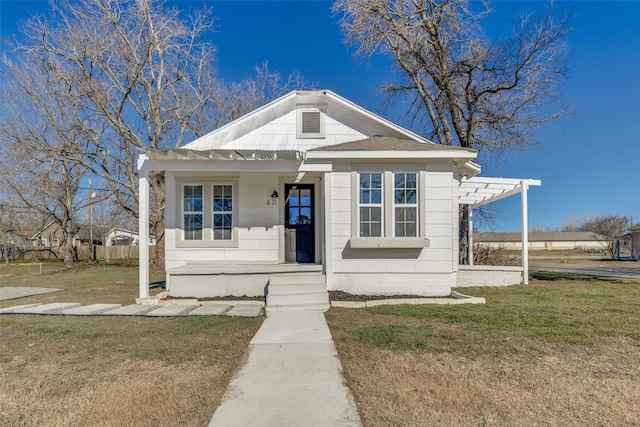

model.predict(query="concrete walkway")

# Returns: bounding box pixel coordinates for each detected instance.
[0,302,263,317]
[209,310,362,427]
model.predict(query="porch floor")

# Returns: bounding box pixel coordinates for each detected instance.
[167,262,323,275]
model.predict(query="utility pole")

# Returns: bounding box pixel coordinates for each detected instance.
[89,179,93,262]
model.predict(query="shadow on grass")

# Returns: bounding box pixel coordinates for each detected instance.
[530,270,612,282]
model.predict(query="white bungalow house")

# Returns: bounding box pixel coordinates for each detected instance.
[137,90,539,310]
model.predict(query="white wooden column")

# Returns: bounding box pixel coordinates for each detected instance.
[468,208,474,266]
[323,171,333,290]
[521,181,529,285]
[138,164,150,299]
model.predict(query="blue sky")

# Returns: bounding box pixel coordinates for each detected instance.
[1,0,639,231]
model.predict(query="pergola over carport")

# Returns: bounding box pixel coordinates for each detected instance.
[459,177,541,284]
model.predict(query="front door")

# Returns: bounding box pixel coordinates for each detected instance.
[285,184,314,263]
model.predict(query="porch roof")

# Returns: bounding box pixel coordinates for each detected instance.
[145,148,304,162]
[459,177,541,208]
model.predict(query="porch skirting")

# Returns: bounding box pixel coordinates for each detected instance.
[455,265,523,287]
[166,263,323,298]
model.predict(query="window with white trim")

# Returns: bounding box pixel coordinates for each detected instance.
[393,173,418,237]
[359,172,383,237]
[183,185,203,240]
[356,171,420,239]
[177,179,238,248]
[213,184,233,240]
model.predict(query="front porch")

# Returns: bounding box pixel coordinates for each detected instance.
[166,262,330,310]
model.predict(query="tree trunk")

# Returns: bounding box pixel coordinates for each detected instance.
[151,222,165,268]
[459,205,470,265]
[1,242,9,265]
[63,216,75,268]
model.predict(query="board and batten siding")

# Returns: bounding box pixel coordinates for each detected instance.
[329,163,457,296]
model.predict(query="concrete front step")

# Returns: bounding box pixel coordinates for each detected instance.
[267,273,329,312]
[266,303,330,312]
[268,292,330,307]
[269,282,327,295]
[269,274,326,286]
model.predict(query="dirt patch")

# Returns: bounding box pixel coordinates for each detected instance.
[329,290,428,302]
[167,295,266,302]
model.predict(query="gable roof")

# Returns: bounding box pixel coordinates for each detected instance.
[140,89,481,178]
[182,90,435,151]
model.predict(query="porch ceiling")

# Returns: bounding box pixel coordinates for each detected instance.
[459,177,541,208]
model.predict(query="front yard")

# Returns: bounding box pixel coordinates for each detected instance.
[326,274,640,426]
[3,262,639,426]
[0,262,263,427]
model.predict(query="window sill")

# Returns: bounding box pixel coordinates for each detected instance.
[349,237,430,249]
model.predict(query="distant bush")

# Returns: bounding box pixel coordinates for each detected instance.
[473,244,519,266]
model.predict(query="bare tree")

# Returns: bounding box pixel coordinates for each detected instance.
[574,215,630,260]
[0,51,91,268]
[333,0,572,261]
[10,0,220,266]
[9,0,308,268]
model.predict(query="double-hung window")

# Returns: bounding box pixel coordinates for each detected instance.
[213,184,233,240]
[359,173,383,237]
[183,185,203,240]
[393,173,418,237]
[354,171,425,247]
[179,181,237,247]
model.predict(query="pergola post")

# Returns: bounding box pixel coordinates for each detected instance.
[138,160,150,299]
[468,208,474,266]
[521,180,530,285]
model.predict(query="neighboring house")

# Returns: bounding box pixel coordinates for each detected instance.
[105,227,156,247]
[28,222,80,249]
[474,231,606,251]
[137,90,540,307]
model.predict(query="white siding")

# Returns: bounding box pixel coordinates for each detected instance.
[219,110,377,151]
[328,164,458,296]
[165,172,283,268]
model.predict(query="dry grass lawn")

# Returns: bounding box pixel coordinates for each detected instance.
[327,275,640,426]
[0,260,166,306]
[0,262,263,426]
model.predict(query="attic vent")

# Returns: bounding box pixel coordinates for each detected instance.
[297,108,325,139]
[302,111,321,134]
